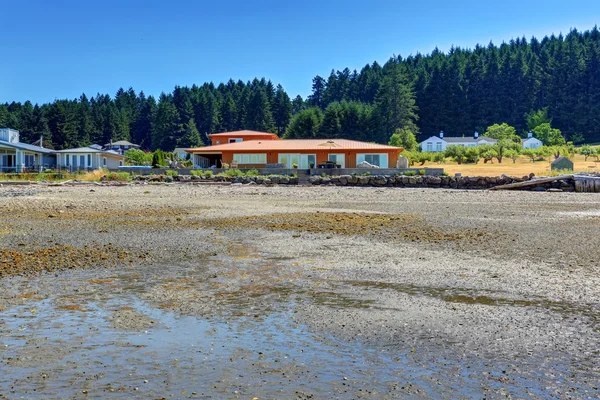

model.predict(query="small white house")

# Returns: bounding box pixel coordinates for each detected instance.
[419,131,498,152]
[522,132,543,149]
[53,147,125,171]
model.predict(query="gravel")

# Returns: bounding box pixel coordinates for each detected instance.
[0,184,599,399]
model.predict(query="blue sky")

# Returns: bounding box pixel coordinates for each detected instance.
[1,0,599,104]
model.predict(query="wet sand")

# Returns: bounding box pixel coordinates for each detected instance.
[0,185,599,399]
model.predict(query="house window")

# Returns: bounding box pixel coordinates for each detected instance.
[233,153,267,164]
[103,157,107,167]
[119,160,123,166]
[328,154,345,168]
[65,154,70,167]
[436,143,442,152]
[357,153,388,168]
[216,140,220,145]
[229,138,243,143]
[87,154,92,166]
[80,155,85,167]
[24,155,35,167]
[426,142,433,152]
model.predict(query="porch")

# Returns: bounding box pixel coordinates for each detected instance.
[0,146,47,173]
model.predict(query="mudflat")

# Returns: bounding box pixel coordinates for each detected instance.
[0,184,599,399]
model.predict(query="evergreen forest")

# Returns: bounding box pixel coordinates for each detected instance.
[1,27,599,150]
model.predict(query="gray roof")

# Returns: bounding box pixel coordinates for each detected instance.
[53,147,123,157]
[104,140,139,147]
[0,139,55,154]
[442,137,498,144]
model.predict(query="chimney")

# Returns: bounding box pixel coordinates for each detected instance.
[474,131,479,138]
[528,132,533,138]
[40,135,43,148]
[439,130,444,138]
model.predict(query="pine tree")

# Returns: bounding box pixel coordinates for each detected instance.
[374,61,419,143]
[272,84,292,135]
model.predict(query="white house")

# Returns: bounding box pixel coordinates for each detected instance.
[0,128,56,172]
[53,147,125,171]
[419,131,498,152]
[522,132,543,149]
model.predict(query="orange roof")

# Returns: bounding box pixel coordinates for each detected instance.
[207,130,279,139]
[187,139,403,153]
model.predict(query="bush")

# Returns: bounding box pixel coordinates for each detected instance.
[106,172,131,182]
[165,170,178,176]
[404,171,416,176]
[362,171,371,176]
[464,147,480,164]
[219,168,244,177]
[444,145,466,164]
[245,169,260,177]
[418,169,426,175]
[441,172,449,176]
[433,152,446,163]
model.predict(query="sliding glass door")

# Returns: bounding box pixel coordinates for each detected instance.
[278,154,316,168]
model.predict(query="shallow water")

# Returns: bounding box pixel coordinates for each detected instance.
[0,264,598,399]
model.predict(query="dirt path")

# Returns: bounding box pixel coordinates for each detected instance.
[1,185,599,399]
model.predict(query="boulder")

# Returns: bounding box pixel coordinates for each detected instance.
[357,176,370,185]
[309,176,322,185]
[428,176,442,185]
[373,175,387,185]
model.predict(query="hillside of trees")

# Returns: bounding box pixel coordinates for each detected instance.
[1,27,599,150]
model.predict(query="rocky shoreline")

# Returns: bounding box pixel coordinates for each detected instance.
[129,172,577,191]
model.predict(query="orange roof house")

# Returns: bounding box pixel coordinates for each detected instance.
[188,130,403,169]
[208,130,279,145]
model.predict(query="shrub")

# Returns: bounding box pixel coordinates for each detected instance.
[433,152,446,163]
[106,172,131,182]
[362,171,371,176]
[219,168,244,177]
[503,149,520,163]
[245,169,260,177]
[418,169,426,175]
[165,170,178,176]
[444,145,466,164]
[464,147,480,164]
[203,170,213,178]
[441,172,449,176]
[404,171,416,176]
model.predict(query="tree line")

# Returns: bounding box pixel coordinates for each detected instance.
[1,26,599,150]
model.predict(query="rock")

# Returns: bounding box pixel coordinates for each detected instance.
[348,175,358,185]
[547,188,563,192]
[309,176,322,185]
[428,176,442,185]
[279,177,290,184]
[408,177,416,185]
[339,175,351,185]
[270,176,280,184]
[373,175,387,185]
[357,176,370,185]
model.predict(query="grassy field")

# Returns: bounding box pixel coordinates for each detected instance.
[424,154,599,177]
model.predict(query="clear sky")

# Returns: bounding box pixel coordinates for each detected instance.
[1,0,598,104]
